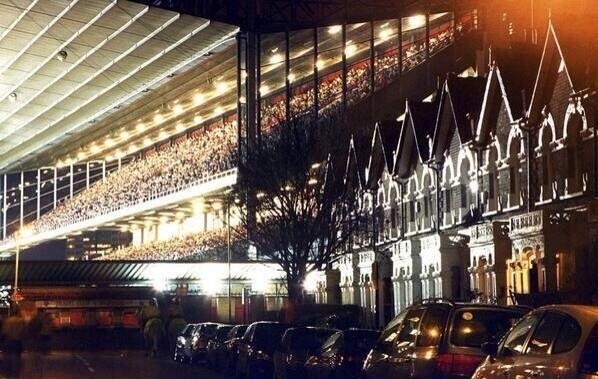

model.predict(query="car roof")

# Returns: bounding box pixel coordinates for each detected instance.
[535,304,598,321]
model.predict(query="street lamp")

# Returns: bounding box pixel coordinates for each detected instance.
[13,226,32,303]
[208,189,236,323]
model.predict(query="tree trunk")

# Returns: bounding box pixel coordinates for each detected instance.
[282,276,305,323]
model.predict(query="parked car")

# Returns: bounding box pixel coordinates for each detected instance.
[362,299,529,378]
[274,326,337,379]
[224,324,248,376]
[236,321,290,379]
[472,304,598,379]
[173,323,198,362]
[206,324,233,368]
[305,328,379,379]
[190,322,220,363]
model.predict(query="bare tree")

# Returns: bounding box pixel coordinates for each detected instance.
[234,116,358,305]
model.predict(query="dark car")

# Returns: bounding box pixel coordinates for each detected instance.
[304,328,379,379]
[236,321,290,379]
[362,299,529,379]
[190,322,220,363]
[274,326,337,379]
[174,323,198,362]
[223,324,248,376]
[206,324,233,368]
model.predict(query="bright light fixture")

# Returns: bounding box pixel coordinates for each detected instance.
[90,144,100,154]
[144,137,152,146]
[173,104,183,114]
[159,131,168,139]
[154,113,164,124]
[137,122,146,132]
[194,115,203,124]
[120,130,129,140]
[328,25,341,34]
[288,73,296,82]
[407,15,426,29]
[259,85,269,94]
[269,53,283,64]
[315,59,325,70]
[105,138,115,147]
[193,92,204,105]
[344,42,357,58]
[176,123,185,132]
[379,28,392,41]
[216,82,227,94]
[214,106,223,115]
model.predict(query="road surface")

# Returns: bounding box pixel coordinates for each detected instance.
[0,350,222,379]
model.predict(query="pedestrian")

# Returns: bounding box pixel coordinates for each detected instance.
[144,317,164,357]
[2,306,26,377]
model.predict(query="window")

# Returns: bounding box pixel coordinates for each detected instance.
[525,312,563,355]
[460,184,467,208]
[552,314,582,354]
[320,332,341,357]
[409,201,415,222]
[390,208,397,228]
[579,323,598,375]
[376,309,408,354]
[567,146,576,177]
[424,196,429,217]
[488,172,495,199]
[509,167,516,193]
[444,188,451,212]
[450,309,523,348]
[542,155,549,185]
[501,313,540,356]
[392,308,424,357]
[417,306,449,347]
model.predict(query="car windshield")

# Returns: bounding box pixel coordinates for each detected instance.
[182,324,195,337]
[200,324,219,336]
[343,330,379,355]
[254,324,288,349]
[290,328,336,352]
[451,309,524,348]
[233,325,248,338]
[216,326,233,340]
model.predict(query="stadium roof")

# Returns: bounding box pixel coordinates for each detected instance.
[134,0,477,33]
[0,0,238,171]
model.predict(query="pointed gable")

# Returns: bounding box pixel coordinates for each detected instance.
[343,136,366,194]
[365,120,401,189]
[393,97,437,179]
[476,45,541,145]
[432,74,486,161]
[529,18,598,126]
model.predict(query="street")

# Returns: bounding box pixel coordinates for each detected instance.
[0,350,222,379]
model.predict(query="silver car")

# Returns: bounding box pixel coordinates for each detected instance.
[472,304,598,379]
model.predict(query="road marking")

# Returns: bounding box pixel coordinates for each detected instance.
[75,354,96,373]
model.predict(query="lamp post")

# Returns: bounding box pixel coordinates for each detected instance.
[13,227,31,305]
[210,190,236,323]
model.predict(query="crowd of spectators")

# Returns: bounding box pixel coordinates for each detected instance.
[98,228,246,261]
[261,24,454,129]
[0,21,457,255]
[18,122,237,236]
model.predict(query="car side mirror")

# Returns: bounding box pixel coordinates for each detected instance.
[481,342,498,356]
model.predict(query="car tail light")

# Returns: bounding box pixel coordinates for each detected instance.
[436,353,482,376]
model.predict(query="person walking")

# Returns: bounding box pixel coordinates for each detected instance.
[2,307,26,377]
